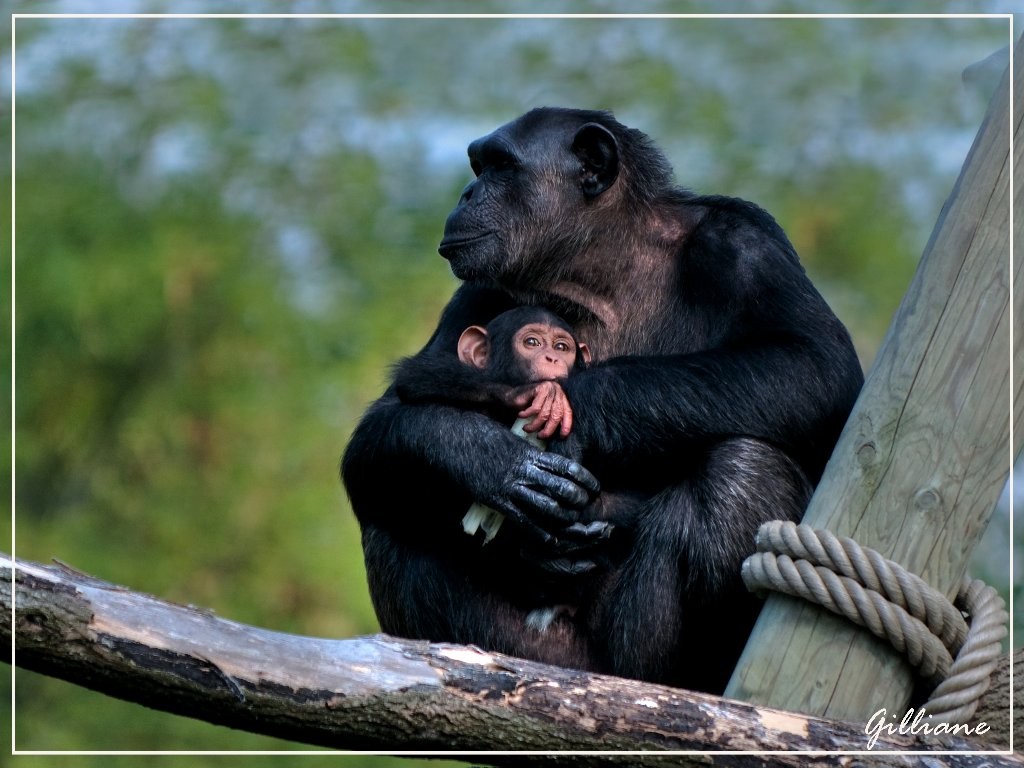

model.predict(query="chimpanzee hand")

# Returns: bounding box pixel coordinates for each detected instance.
[540,375,592,466]
[520,519,615,576]
[477,441,602,545]
[507,381,574,440]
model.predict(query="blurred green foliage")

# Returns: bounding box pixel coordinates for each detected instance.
[4,4,1017,764]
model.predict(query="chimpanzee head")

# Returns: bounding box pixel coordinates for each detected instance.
[456,306,591,385]
[438,107,673,288]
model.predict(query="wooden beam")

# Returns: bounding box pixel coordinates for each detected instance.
[725,35,1023,723]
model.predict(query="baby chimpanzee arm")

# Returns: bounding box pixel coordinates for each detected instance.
[392,352,515,409]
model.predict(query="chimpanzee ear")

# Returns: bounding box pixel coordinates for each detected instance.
[572,122,619,198]
[577,341,593,366]
[457,326,491,369]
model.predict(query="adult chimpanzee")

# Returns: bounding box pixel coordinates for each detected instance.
[341,107,864,692]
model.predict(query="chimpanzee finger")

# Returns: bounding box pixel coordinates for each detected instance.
[519,463,592,513]
[541,392,572,440]
[517,391,544,420]
[491,501,557,544]
[522,400,553,436]
[509,480,578,525]
[535,419,560,441]
[516,383,558,434]
[510,387,538,410]
[559,401,573,439]
[534,452,601,498]
[536,557,598,576]
[560,520,614,542]
[539,524,614,560]
[534,394,564,441]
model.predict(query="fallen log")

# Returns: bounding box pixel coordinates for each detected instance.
[3,553,1018,766]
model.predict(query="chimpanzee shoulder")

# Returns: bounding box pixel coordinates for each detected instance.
[683,195,801,261]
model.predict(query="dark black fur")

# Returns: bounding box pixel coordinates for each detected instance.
[341,107,864,692]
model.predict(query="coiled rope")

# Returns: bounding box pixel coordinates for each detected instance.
[742,520,1008,724]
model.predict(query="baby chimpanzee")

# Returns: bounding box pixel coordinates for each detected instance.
[393,306,607,628]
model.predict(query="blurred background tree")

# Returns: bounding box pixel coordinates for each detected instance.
[3,2,1018,765]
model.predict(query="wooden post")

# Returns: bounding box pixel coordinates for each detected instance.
[725,35,1023,722]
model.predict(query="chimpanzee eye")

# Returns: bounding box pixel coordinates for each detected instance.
[484,144,518,174]
[554,341,571,352]
[524,336,541,347]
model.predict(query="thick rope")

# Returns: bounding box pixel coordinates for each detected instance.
[924,578,1008,723]
[742,521,1008,724]
[742,553,954,682]
[752,521,969,654]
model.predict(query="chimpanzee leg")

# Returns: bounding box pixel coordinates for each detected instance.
[360,525,595,670]
[592,437,813,692]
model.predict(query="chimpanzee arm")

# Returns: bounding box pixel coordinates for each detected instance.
[343,393,599,542]
[392,352,515,410]
[554,201,864,481]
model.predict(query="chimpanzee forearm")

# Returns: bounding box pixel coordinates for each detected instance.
[344,392,518,516]
[560,338,862,482]
[392,353,514,410]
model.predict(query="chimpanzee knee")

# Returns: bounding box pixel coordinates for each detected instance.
[592,438,812,691]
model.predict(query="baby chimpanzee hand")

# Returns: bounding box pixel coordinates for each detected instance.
[508,381,574,440]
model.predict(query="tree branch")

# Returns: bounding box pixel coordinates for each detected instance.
[3,553,1018,765]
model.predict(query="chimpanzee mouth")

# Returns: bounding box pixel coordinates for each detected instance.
[438,231,495,259]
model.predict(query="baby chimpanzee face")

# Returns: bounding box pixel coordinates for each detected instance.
[512,322,578,382]
[457,306,589,386]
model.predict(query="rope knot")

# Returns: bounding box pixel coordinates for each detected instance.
[742,521,1007,724]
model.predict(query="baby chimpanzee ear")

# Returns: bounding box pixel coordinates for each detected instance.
[577,341,593,366]
[457,326,491,369]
